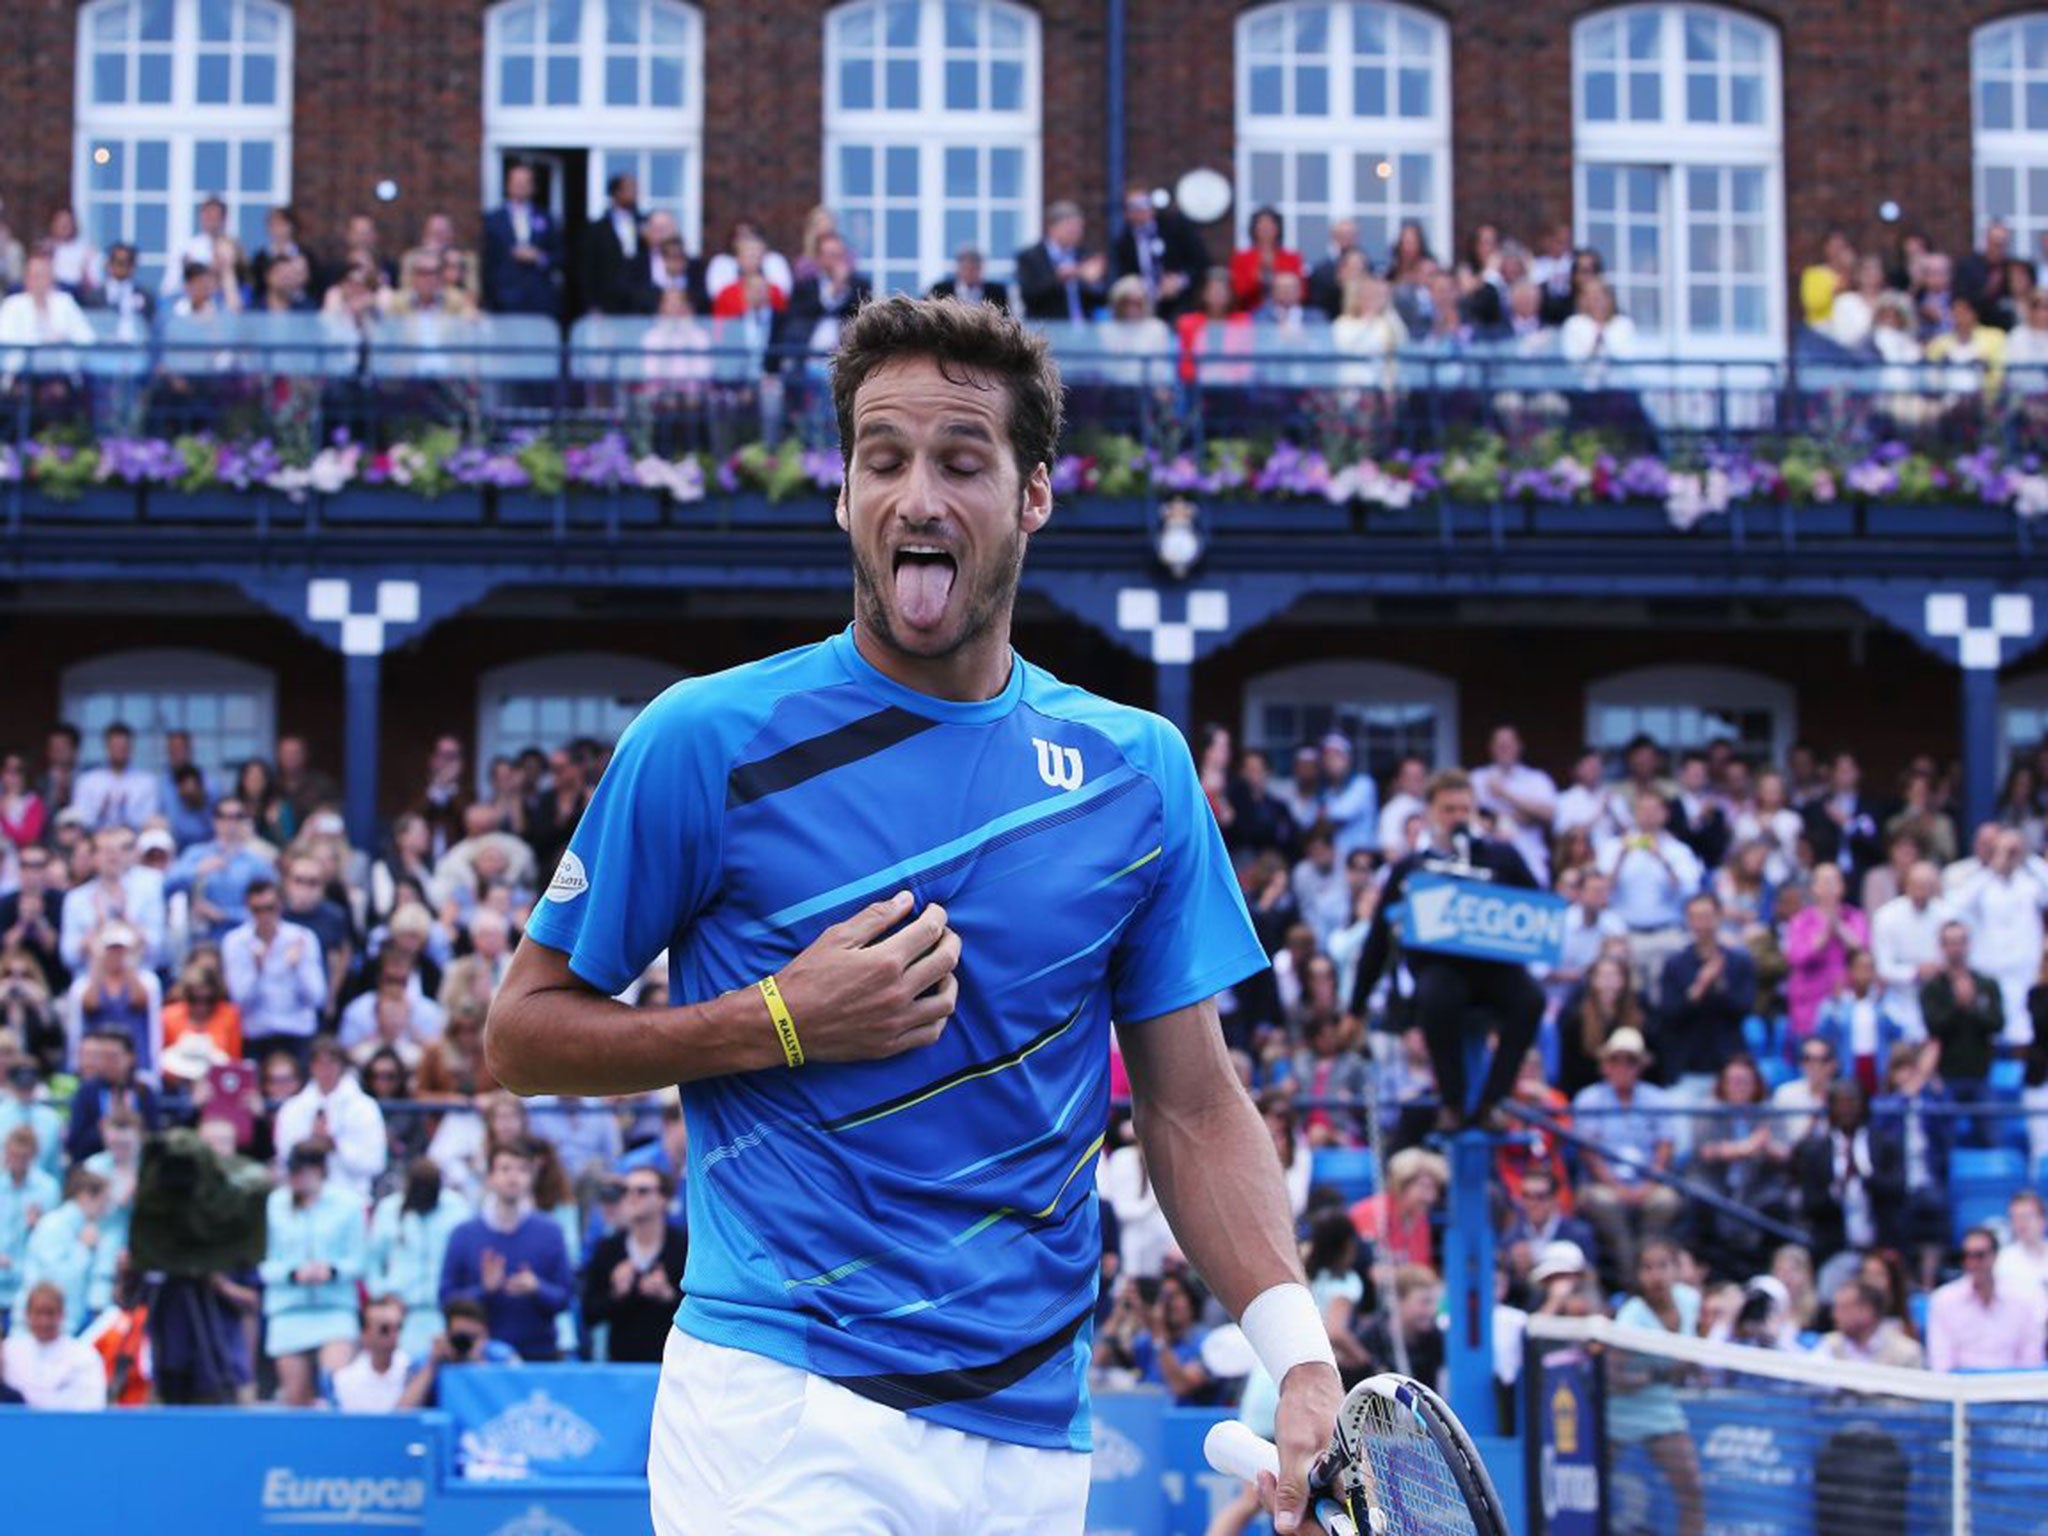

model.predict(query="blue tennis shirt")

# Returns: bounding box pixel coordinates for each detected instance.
[524,626,1267,1450]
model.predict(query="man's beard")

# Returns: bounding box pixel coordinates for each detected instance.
[850,512,1028,662]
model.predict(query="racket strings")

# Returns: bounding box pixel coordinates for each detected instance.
[1341,1391,1485,1536]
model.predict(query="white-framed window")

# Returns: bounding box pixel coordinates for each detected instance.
[483,0,704,245]
[1242,659,1459,782]
[824,0,1041,294]
[475,653,681,791]
[1584,664,1793,772]
[1973,16,2048,255]
[1572,5,1783,356]
[75,0,293,290]
[1234,2,1451,266]
[1999,671,2048,779]
[61,649,277,790]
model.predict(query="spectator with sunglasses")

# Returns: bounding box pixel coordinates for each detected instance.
[332,1294,416,1413]
[0,846,68,1000]
[581,1167,687,1362]
[165,796,276,942]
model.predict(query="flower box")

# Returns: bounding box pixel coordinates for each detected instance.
[1860,502,2015,541]
[26,487,139,523]
[1778,502,1858,539]
[492,491,560,528]
[321,489,480,525]
[1527,501,1676,536]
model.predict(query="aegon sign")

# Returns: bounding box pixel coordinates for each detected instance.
[1395,872,1569,967]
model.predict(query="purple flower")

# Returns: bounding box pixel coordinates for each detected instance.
[716,457,741,495]
[564,431,637,491]
[800,448,844,492]
[216,438,283,490]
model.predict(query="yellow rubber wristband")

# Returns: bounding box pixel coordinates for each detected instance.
[758,976,804,1068]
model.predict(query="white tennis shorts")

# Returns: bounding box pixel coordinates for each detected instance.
[649,1328,1093,1535]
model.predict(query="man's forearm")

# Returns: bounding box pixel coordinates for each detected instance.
[1133,1081,1305,1320]
[487,976,783,1095]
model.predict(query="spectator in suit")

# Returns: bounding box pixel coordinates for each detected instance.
[1921,919,2004,1142]
[928,246,1009,313]
[481,162,562,317]
[629,213,697,314]
[584,172,645,316]
[1015,201,1108,322]
[1112,184,1206,318]
[581,1165,687,1362]
[1250,269,1324,332]
[1501,1170,1599,1290]
[1870,1040,1955,1288]
[1231,205,1304,313]
[83,242,154,330]
[777,231,871,362]
[1307,219,1365,319]
[1802,751,1885,898]
[1657,892,1757,1096]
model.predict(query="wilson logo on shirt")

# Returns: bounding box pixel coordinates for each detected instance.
[543,852,588,904]
[1032,738,1084,791]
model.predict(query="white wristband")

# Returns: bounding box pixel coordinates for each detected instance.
[1239,1282,1337,1383]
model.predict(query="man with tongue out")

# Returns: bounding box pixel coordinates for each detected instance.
[487,295,1340,1535]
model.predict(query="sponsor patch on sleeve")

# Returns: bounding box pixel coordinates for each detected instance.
[544,851,589,903]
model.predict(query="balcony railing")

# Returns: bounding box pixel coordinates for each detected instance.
[9,310,2046,464]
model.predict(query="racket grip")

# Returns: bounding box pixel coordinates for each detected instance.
[1203,1422,1362,1536]
[1203,1420,1279,1483]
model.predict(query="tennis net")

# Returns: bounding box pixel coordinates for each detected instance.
[1520,1313,2048,1535]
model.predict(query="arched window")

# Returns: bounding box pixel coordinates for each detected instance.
[1973,16,2048,254]
[1584,664,1794,771]
[75,0,294,290]
[1234,1,1451,263]
[475,653,682,789]
[824,0,1042,294]
[483,0,704,245]
[61,649,277,788]
[1572,5,1782,355]
[1241,659,1459,781]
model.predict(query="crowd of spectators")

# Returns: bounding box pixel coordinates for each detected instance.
[0,722,688,1410]
[1095,722,2048,1440]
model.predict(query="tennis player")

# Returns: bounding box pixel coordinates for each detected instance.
[488,296,1341,1533]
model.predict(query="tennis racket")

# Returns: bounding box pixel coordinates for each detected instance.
[1204,1372,1511,1536]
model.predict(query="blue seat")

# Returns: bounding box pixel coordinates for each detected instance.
[1954,1189,2014,1245]
[1909,1291,1929,1339]
[1310,1148,1377,1205]
[1991,1057,2026,1094]
[1954,1148,2026,1187]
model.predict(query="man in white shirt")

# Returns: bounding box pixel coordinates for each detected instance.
[1770,1036,1842,1152]
[1944,821,2001,897]
[271,1037,388,1203]
[1470,725,1558,885]
[1554,749,1622,843]
[222,878,330,1066]
[1597,790,1705,991]
[1545,869,1628,1009]
[1952,829,2048,1042]
[160,195,230,297]
[332,1295,415,1413]
[1377,754,1429,863]
[69,723,162,833]
[59,827,166,973]
[2,1281,106,1409]
[1870,861,1950,1038]
[1995,1189,2048,1308]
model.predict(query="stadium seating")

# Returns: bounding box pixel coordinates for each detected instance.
[1310,1146,1377,1204]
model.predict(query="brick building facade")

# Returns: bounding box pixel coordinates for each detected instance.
[0,1,2031,289]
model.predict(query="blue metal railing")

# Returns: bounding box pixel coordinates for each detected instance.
[9,310,2047,460]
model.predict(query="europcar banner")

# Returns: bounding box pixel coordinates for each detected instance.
[1395,872,1569,967]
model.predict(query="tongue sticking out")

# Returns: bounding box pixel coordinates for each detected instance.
[894,557,956,629]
